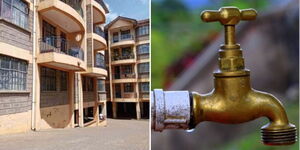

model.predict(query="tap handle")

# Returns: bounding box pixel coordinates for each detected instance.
[201,7,257,25]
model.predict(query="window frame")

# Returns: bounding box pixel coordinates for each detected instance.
[138,63,149,74]
[1,0,29,29]
[0,54,28,91]
[123,83,134,93]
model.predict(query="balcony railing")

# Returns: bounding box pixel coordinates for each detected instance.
[139,92,149,99]
[113,73,135,79]
[0,0,29,29]
[40,0,84,18]
[114,92,137,99]
[94,26,105,38]
[39,36,84,60]
[112,34,134,43]
[98,91,106,102]
[95,53,105,69]
[112,53,134,61]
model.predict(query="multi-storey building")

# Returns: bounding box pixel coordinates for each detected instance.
[0,0,109,134]
[105,17,149,119]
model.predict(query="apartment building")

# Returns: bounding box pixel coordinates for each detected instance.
[105,17,149,119]
[0,0,109,134]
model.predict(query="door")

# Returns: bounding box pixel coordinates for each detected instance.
[114,66,120,79]
[115,84,121,98]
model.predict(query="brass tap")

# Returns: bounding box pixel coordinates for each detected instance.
[152,7,297,146]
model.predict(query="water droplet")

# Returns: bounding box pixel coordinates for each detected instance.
[186,129,195,133]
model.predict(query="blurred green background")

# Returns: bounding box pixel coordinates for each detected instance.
[152,0,270,89]
[151,0,299,150]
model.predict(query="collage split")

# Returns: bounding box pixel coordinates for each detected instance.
[0,0,299,150]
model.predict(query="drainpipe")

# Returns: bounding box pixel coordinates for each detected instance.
[31,1,37,131]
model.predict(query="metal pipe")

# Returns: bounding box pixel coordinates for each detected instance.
[31,0,37,131]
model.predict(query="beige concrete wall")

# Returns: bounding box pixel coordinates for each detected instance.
[40,104,71,129]
[0,111,31,135]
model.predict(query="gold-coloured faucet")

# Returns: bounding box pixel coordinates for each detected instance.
[151,7,297,146]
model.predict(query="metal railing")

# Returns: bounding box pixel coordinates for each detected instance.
[94,26,105,38]
[39,36,84,60]
[112,53,134,61]
[113,73,135,79]
[112,34,134,43]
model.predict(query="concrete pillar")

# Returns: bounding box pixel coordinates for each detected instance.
[136,102,141,120]
[94,78,99,126]
[68,71,75,128]
[77,73,84,127]
[33,65,41,130]
[112,102,117,118]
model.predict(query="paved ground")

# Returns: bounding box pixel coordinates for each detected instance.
[0,119,149,150]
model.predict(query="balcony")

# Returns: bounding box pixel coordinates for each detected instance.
[93,26,107,50]
[92,0,107,24]
[114,92,137,102]
[98,91,107,102]
[37,36,85,71]
[138,72,149,82]
[139,92,149,101]
[38,0,85,33]
[85,53,107,77]
[111,34,135,47]
[111,53,135,65]
[113,73,136,83]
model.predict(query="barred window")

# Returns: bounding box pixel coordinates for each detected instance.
[138,63,149,73]
[60,71,68,91]
[140,82,149,93]
[97,80,105,92]
[120,30,131,40]
[1,0,29,29]
[95,53,105,68]
[112,32,119,43]
[122,65,132,74]
[124,83,133,93]
[83,76,94,92]
[0,55,27,91]
[137,25,149,36]
[41,67,56,91]
[137,44,149,55]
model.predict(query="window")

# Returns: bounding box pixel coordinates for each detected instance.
[0,55,27,91]
[83,76,94,92]
[121,47,133,59]
[137,25,149,36]
[42,21,56,48]
[60,71,68,91]
[112,32,119,43]
[122,65,132,74]
[124,83,133,93]
[1,0,29,29]
[95,53,105,68]
[97,80,105,92]
[138,63,149,73]
[41,67,56,91]
[120,30,131,40]
[140,82,149,93]
[137,44,149,55]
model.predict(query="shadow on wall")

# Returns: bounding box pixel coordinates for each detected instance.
[40,91,71,128]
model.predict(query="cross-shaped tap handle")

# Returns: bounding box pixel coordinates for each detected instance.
[201,7,257,25]
[201,7,257,47]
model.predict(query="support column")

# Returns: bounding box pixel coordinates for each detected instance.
[112,102,117,118]
[77,73,84,127]
[140,102,144,118]
[94,78,99,126]
[68,71,75,128]
[33,65,41,130]
[136,102,141,120]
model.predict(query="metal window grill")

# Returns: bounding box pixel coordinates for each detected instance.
[0,54,28,91]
